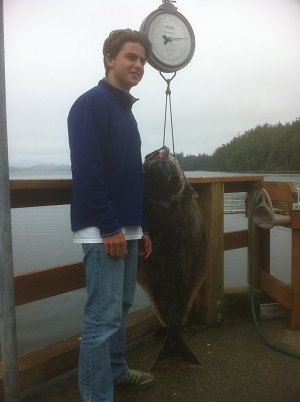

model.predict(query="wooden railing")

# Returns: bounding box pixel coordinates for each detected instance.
[10,177,261,310]
[190,177,300,330]
[2,175,300,398]
[249,181,300,329]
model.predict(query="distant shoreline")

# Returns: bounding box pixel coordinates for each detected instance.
[228,170,300,174]
[9,165,300,175]
[9,164,71,171]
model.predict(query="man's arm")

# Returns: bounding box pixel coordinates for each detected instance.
[68,91,122,236]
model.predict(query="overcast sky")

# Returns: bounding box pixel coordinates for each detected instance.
[3,0,300,167]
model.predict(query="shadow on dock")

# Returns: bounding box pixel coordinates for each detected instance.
[21,317,300,402]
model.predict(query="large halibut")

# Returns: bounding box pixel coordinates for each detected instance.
[138,146,207,367]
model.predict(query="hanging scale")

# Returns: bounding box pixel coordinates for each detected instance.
[140,0,196,152]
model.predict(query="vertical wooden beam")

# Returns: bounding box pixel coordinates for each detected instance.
[0,0,21,400]
[249,226,270,287]
[289,228,300,329]
[193,183,224,325]
[246,190,270,288]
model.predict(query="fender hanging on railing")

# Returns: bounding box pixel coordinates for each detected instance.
[253,188,291,229]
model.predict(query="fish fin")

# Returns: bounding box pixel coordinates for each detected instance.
[137,257,167,327]
[150,330,201,369]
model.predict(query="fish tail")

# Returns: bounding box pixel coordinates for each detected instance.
[150,327,201,369]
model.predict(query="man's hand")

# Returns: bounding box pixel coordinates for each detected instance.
[103,231,128,259]
[139,234,152,259]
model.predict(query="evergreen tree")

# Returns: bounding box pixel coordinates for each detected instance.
[176,119,300,172]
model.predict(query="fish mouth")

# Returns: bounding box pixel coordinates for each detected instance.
[143,146,186,203]
[145,146,170,161]
[144,146,183,181]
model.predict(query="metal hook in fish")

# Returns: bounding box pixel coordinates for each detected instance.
[159,71,176,155]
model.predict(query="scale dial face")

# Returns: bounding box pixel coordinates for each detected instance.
[140,7,195,73]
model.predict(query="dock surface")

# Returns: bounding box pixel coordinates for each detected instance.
[21,317,300,402]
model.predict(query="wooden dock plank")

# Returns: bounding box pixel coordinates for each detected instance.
[224,230,248,250]
[9,179,71,208]
[189,176,263,194]
[14,263,85,306]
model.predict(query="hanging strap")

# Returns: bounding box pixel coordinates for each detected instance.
[159,71,176,154]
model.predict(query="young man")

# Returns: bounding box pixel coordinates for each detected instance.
[68,29,154,402]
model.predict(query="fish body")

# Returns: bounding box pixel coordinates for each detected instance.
[138,147,207,366]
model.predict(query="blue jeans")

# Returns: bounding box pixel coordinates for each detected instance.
[78,241,138,402]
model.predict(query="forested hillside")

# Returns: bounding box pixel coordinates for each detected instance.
[176,118,300,172]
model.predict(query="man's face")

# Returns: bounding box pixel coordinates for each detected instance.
[106,42,146,91]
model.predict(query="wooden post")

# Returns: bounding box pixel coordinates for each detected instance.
[290,213,300,329]
[193,182,224,325]
[246,189,269,288]
[0,0,21,400]
[249,225,270,287]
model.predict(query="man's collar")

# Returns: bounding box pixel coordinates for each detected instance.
[99,79,139,110]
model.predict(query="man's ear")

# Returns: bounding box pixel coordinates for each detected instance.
[105,54,114,68]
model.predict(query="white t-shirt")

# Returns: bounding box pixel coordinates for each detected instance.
[73,226,143,244]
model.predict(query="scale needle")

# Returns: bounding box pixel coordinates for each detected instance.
[163,35,187,44]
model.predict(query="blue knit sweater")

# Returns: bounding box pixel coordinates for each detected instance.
[68,79,144,236]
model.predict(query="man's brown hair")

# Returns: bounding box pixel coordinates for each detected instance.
[102,29,152,76]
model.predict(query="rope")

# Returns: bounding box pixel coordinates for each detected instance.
[159,71,176,154]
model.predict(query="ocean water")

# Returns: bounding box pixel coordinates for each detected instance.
[2,170,300,355]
